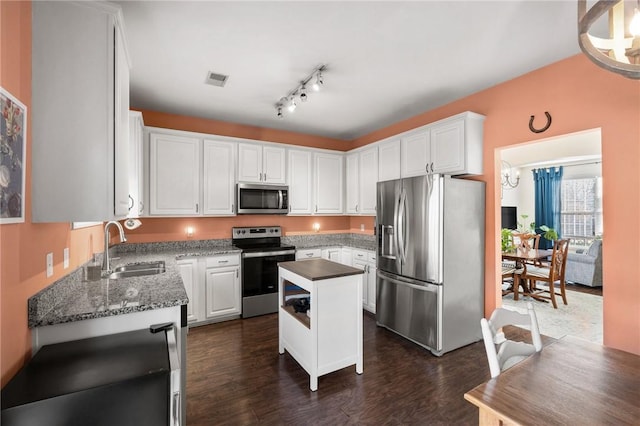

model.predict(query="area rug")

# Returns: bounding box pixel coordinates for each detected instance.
[502,290,603,344]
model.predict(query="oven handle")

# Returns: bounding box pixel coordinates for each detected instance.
[242,249,296,258]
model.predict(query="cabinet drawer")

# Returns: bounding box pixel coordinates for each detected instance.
[296,249,321,260]
[205,255,239,268]
[367,252,376,263]
[352,249,367,261]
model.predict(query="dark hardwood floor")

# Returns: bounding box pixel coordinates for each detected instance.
[186,314,554,425]
[565,282,602,296]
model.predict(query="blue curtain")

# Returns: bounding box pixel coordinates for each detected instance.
[532,167,563,249]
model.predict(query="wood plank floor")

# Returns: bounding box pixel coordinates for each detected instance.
[186,313,554,425]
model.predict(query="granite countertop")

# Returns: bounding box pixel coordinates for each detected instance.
[28,244,240,329]
[28,234,375,329]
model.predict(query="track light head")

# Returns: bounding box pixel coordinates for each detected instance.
[276,105,283,119]
[299,85,308,102]
[312,71,324,91]
[287,97,297,112]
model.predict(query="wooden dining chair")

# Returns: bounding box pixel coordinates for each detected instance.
[502,233,540,299]
[481,302,543,378]
[520,239,570,309]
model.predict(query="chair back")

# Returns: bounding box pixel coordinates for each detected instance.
[549,239,570,283]
[511,233,540,250]
[480,302,542,378]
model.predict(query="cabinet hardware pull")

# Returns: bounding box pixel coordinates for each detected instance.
[128,195,134,210]
[426,164,429,172]
[356,204,359,212]
[236,269,238,278]
[431,162,434,173]
[138,201,144,214]
[263,172,267,181]
[196,203,199,213]
[232,204,234,213]
[315,205,318,212]
[218,260,228,264]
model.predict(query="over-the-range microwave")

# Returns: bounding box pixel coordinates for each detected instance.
[236,183,289,214]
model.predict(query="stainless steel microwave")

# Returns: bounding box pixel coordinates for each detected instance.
[236,183,289,214]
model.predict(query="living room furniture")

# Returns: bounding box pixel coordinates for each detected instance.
[480,302,542,378]
[465,335,640,425]
[565,240,603,287]
[501,248,553,300]
[520,239,570,309]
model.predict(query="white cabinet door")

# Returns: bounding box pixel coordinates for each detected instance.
[203,139,235,215]
[149,133,200,215]
[127,111,144,218]
[238,143,286,184]
[378,139,401,182]
[314,152,343,214]
[114,26,130,217]
[401,129,430,178]
[31,2,130,222]
[321,247,342,262]
[341,248,353,266]
[352,258,368,307]
[287,149,313,214]
[367,264,377,314]
[262,146,286,184]
[205,266,241,319]
[177,258,199,323]
[430,119,465,174]
[345,153,359,214]
[359,147,378,215]
[237,143,262,182]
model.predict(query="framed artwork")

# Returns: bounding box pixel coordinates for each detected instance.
[0,87,27,224]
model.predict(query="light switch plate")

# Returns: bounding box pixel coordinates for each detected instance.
[63,248,69,269]
[46,252,53,277]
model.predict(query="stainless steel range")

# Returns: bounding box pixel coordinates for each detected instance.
[232,226,296,318]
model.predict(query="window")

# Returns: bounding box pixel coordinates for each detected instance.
[561,177,602,247]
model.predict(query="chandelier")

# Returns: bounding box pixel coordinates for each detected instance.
[578,0,640,79]
[501,161,520,189]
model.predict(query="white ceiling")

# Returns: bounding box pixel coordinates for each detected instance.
[116,1,586,141]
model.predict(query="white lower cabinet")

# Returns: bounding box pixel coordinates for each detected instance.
[177,254,241,326]
[352,249,376,313]
[321,247,342,262]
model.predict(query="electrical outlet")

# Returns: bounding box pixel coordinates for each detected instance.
[46,253,54,277]
[63,248,69,269]
[360,224,365,231]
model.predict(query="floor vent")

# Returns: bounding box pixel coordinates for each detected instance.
[205,71,229,87]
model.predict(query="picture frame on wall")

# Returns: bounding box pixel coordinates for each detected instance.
[0,86,27,224]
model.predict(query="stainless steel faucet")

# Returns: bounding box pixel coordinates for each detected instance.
[102,221,127,272]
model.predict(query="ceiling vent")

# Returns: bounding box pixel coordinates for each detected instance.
[205,71,229,87]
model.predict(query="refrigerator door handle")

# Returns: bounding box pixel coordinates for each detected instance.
[397,189,407,264]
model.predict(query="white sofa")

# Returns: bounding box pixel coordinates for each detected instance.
[564,240,603,287]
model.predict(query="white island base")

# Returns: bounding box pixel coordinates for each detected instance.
[278,259,364,391]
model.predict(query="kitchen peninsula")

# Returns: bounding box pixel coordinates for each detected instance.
[278,259,364,391]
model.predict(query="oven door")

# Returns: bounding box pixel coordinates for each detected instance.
[242,250,296,297]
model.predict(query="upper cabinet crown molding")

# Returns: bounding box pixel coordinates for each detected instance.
[31,1,130,222]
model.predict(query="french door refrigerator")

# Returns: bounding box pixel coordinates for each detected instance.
[376,174,485,356]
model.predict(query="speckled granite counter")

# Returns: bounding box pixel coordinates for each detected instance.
[28,234,374,329]
[28,240,240,328]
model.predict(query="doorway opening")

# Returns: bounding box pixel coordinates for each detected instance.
[497,128,603,343]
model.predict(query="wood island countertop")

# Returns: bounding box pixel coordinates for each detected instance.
[278,259,363,281]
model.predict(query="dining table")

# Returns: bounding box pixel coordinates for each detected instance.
[464,335,640,425]
[501,248,553,299]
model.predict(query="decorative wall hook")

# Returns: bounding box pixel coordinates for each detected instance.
[529,111,552,133]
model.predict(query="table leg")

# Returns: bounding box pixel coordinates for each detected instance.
[478,407,502,426]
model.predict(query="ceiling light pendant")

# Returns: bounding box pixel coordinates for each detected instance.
[501,160,520,189]
[578,0,640,79]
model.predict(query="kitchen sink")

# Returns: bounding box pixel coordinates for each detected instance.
[105,261,166,279]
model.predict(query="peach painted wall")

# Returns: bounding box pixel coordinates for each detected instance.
[0,2,104,386]
[138,109,349,151]
[353,54,640,355]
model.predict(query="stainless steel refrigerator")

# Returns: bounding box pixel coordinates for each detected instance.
[376,174,485,356]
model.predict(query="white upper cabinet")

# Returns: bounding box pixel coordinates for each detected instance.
[314,152,343,214]
[288,149,314,215]
[149,133,200,215]
[238,143,286,184]
[401,112,485,177]
[346,146,378,215]
[31,1,131,222]
[127,111,144,218]
[203,139,236,215]
[378,139,401,182]
[345,153,359,214]
[401,129,431,177]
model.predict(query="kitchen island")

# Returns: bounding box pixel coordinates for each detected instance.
[278,258,364,391]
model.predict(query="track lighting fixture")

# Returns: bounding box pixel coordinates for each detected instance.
[274,64,326,119]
